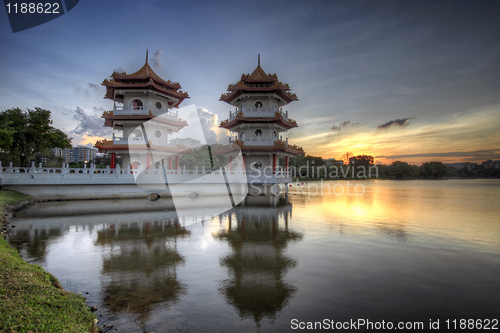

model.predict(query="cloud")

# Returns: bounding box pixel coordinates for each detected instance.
[150,50,162,69]
[197,107,230,144]
[331,120,359,131]
[74,83,102,96]
[87,83,100,90]
[113,67,127,74]
[377,117,414,129]
[375,149,500,160]
[71,106,112,137]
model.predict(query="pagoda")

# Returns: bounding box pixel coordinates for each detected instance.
[219,56,304,189]
[95,51,190,170]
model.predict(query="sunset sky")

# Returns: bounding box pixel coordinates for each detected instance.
[1,0,499,165]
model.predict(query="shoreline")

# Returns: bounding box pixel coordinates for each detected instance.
[0,190,98,333]
[292,176,499,181]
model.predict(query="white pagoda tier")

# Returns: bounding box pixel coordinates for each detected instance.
[95,52,190,170]
[219,56,304,188]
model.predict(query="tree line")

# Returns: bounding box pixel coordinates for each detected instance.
[289,153,451,179]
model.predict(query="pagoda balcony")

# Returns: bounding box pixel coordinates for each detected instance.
[113,105,179,121]
[241,136,288,147]
[113,135,190,149]
[229,107,289,121]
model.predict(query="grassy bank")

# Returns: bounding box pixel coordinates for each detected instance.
[0,190,97,333]
[0,190,33,215]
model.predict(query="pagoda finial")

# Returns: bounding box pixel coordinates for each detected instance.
[145,48,149,75]
[146,48,149,64]
[258,54,261,67]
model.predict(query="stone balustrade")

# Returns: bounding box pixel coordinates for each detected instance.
[0,161,293,185]
[229,107,289,121]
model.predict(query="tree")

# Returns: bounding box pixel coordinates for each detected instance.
[0,107,72,166]
[342,152,354,165]
[0,120,16,151]
[351,155,374,168]
[390,161,419,179]
[420,161,448,179]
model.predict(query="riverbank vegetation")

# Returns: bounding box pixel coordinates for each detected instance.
[0,190,97,333]
[289,155,452,180]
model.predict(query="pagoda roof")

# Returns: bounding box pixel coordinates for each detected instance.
[102,52,190,107]
[220,56,298,105]
[219,111,298,130]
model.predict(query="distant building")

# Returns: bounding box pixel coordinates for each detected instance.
[482,160,500,169]
[324,158,343,165]
[53,147,64,158]
[445,162,477,171]
[64,146,97,163]
[169,137,202,149]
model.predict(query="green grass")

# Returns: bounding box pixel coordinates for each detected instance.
[0,190,33,215]
[0,190,97,333]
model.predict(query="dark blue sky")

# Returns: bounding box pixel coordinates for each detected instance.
[1,0,499,163]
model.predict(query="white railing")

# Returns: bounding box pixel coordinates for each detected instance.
[0,162,293,184]
[113,105,179,122]
[241,137,288,147]
[242,136,275,146]
[229,107,289,121]
[112,136,191,148]
[113,105,146,115]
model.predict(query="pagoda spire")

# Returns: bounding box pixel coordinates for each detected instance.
[258,54,260,67]
[145,48,149,75]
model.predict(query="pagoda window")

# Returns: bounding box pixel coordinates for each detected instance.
[273,131,277,138]
[130,161,142,169]
[129,128,143,140]
[154,161,162,169]
[253,161,263,170]
[131,99,143,110]
[239,131,245,140]
[255,129,263,137]
[239,102,246,111]
[155,101,163,110]
[155,130,162,138]
[255,101,263,109]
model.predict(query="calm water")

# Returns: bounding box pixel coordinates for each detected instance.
[8,179,500,332]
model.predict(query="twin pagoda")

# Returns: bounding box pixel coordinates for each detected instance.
[95,54,304,192]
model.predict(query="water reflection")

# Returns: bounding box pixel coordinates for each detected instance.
[9,227,63,263]
[8,195,303,331]
[96,220,189,321]
[10,180,498,331]
[215,195,303,325]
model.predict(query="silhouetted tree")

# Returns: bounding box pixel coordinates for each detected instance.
[420,161,448,178]
[390,161,420,179]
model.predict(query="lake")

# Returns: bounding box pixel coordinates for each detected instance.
[8,179,500,332]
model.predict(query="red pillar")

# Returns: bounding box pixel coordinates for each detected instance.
[229,156,233,170]
[242,154,246,171]
[168,157,172,170]
[272,154,277,174]
[110,152,116,169]
[147,154,152,169]
[175,156,179,170]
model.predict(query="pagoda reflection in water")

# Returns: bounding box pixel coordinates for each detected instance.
[95,218,189,321]
[215,195,303,324]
